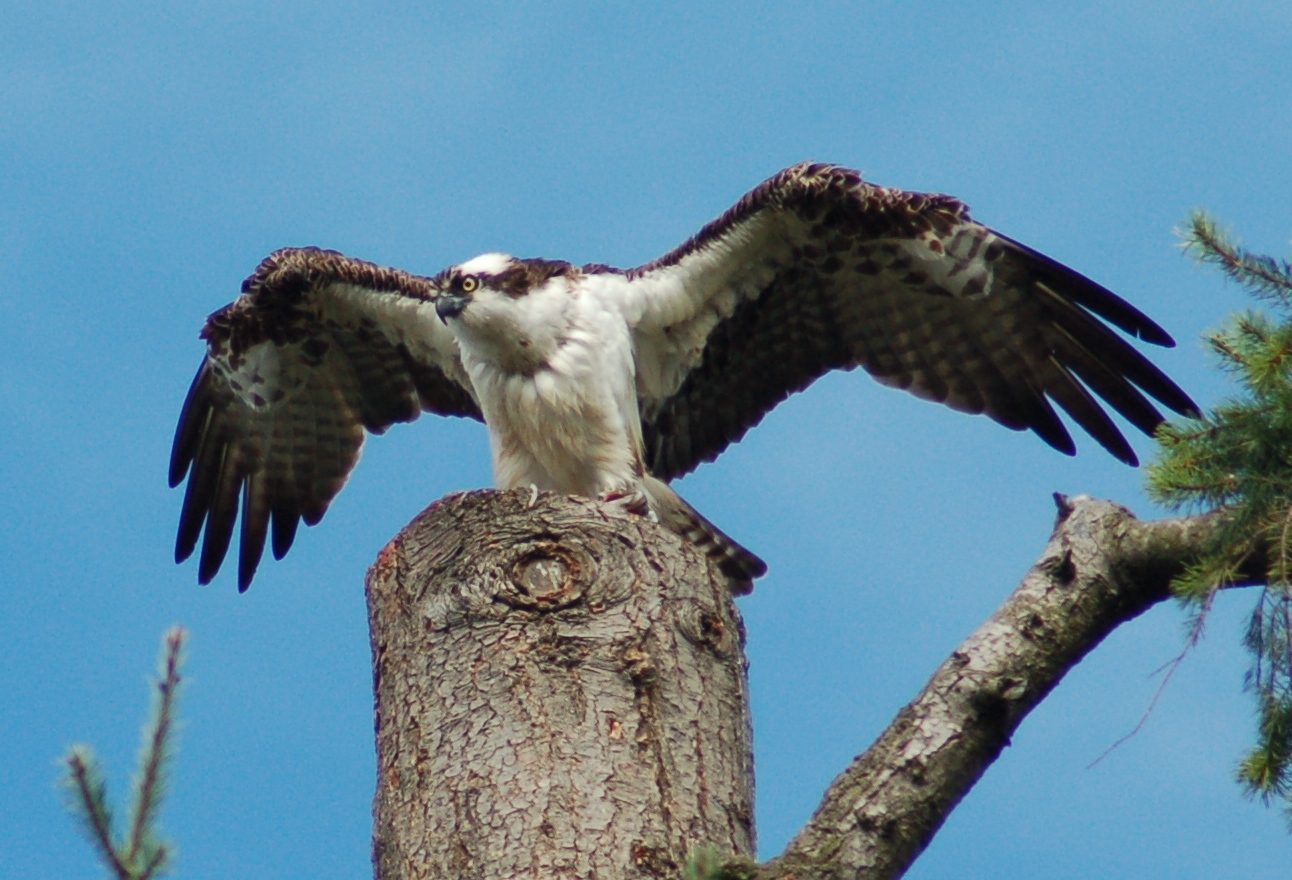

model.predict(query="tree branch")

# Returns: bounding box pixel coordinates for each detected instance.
[760,494,1260,880]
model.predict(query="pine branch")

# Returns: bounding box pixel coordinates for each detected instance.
[62,627,186,880]
[1150,211,1292,818]
[1182,210,1292,307]
[126,628,184,868]
[64,748,132,879]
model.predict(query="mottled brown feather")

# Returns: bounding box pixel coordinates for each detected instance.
[170,247,481,590]
[632,163,1197,481]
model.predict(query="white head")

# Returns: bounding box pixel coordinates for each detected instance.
[433,253,578,373]
[455,252,515,277]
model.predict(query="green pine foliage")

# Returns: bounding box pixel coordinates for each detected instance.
[62,628,186,880]
[1146,211,1292,815]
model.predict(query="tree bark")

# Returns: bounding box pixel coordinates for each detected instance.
[367,490,1258,880]
[367,489,756,880]
[761,494,1256,880]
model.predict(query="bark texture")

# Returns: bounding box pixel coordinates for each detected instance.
[761,494,1251,880]
[367,489,755,880]
[368,489,1255,880]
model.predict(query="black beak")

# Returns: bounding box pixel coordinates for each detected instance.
[435,292,470,323]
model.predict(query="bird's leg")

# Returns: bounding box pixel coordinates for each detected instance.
[600,487,655,521]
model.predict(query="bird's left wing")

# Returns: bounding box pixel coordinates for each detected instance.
[613,163,1198,481]
[170,247,479,590]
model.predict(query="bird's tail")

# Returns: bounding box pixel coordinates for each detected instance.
[643,476,767,585]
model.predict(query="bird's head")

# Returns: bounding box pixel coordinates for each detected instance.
[432,253,578,369]
[434,253,515,323]
[433,253,578,319]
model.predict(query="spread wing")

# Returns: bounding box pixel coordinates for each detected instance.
[170,247,480,590]
[617,163,1198,481]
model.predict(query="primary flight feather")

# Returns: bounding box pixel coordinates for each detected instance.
[170,162,1198,590]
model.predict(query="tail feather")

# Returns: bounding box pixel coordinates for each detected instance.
[643,477,767,583]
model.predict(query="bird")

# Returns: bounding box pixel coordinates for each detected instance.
[170,162,1198,591]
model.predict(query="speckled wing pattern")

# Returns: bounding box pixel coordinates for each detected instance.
[626,163,1199,482]
[169,247,480,590]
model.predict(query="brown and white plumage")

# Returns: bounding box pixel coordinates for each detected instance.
[171,162,1197,590]
[170,252,479,588]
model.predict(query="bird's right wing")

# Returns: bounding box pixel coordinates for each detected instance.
[611,163,1197,481]
[169,247,480,590]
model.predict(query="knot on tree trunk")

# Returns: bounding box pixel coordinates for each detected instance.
[367,489,756,880]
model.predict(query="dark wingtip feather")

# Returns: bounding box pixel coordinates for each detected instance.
[1143,378,1196,422]
[175,505,203,564]
[197,522,228,584]
[1095,426,1140,466]
[1047,381,1139,466]
[1037,428,1078,457]
[1122,316,1175,348]
[1031,272,1200,432]
[1170,392,1203,421]
[175,432,222,564]
[198,523,233,585]
[169,365,212,488]
[1002,235,1179,348]
[1145,327,1176,348]
[238,475,270,592]
[271,503,300,560]
[1022,396,1078,458]
[168,455,190,490]
[197,451,240,585]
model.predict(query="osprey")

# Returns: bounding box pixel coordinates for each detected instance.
[171,163,1198,591]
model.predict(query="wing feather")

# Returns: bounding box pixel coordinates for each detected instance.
[199,442,242,584]
[270,493,300,561]
[238,471,271,589]
[624,163,1197,480]
[1042,357,1134,463]
[171,247,480,590]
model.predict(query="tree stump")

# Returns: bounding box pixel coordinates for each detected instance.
[367,489,755,880]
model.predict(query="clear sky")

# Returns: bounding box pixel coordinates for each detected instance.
[3,3,1290,877]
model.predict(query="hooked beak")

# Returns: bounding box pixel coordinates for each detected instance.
[435,291,471,324]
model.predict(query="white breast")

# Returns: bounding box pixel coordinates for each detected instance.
[455,277,644,497]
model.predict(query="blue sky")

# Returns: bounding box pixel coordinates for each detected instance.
[2,2,1290,877]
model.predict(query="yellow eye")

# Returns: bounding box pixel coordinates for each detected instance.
[460,275,479,293]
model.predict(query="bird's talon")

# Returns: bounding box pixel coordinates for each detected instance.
[601,489,652,519]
